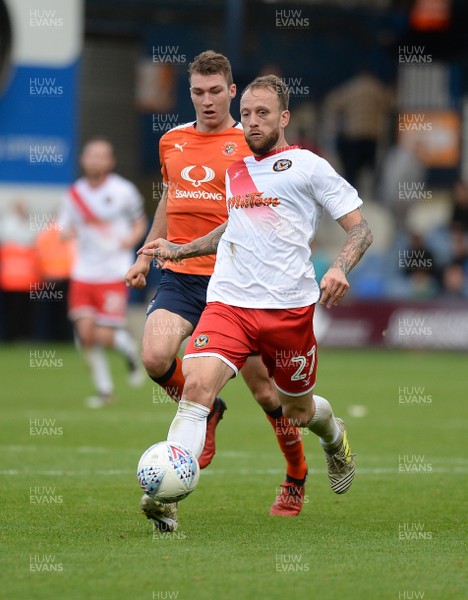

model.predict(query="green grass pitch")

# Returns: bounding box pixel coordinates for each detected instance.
[1,343,466,600]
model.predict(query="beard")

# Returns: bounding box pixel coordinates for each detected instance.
[245,128,280,155]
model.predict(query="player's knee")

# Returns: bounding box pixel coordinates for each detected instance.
[282,404,313,428]
[242,366,277,410]
[182,371,214,407]
[141,346,174,379]
[250,382,277,411]
[76,329,94,349]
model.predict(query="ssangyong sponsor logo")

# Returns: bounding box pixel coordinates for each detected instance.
[175,190,223,201]
[180,165,215,187]
[177,165,221,199]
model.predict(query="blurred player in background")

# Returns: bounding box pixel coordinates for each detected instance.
[125,51,309,531]
[59,138,147,408]
[141,75,373,528]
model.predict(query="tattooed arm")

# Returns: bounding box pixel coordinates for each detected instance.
[137,222,227,266]
[333,210,373,274]
[319,209,373,309]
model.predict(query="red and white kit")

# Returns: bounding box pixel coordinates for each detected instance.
[185,146,363,394]
[58,173,144,325]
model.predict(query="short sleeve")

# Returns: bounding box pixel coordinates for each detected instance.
[125,182,145,221]
[309,156,363,220]
[159,136,169,186]
[56,192,76,231]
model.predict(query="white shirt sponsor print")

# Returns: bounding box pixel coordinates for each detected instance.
[207,147,363,309]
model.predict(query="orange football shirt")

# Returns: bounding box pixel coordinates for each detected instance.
[160,122,251,275]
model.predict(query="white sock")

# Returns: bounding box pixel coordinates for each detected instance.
[84,346,113,396]
[113,328,138,365]
[307,394,340,446]
[167,399,210,458]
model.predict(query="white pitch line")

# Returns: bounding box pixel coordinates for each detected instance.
[2,446,467,466]
[1,467,468,476]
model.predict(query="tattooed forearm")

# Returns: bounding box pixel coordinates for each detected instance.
[332,218,373,275]
[175,222,227,260]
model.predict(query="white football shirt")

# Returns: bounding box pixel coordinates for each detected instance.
[58,173,144,282]
[207,146,363,308]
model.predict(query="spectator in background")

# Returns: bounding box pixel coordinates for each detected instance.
[293,126,323,156]
[0,200,40,341]
[377,139,427,226]
[33,221,76,341]
[400,231,439,299]
[451,180,468,231]
[324,68,394,192]
[450,179,468,260]
[58,138,148,408]
[440,259,468,300]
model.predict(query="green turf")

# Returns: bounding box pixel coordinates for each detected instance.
[1,343,466,600]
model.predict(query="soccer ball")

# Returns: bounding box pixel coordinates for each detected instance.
[137,441,200,503]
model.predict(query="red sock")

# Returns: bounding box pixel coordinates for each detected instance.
[152,357,185,402]
[265,408,308,482]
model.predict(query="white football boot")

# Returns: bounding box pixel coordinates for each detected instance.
[322,418,356,494]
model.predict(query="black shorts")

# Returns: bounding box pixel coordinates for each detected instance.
[145,269,210,328]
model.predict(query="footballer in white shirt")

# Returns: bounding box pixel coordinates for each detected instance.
[59,138,147,408]
[139,75,373,506]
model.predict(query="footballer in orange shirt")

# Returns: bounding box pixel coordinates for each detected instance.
[125,51,308,532]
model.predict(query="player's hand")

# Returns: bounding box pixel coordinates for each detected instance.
[319,267,349,309]
[125,255,151,289]
[137,238,183,267]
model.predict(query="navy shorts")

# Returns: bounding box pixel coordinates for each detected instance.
[146,269,211,328]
